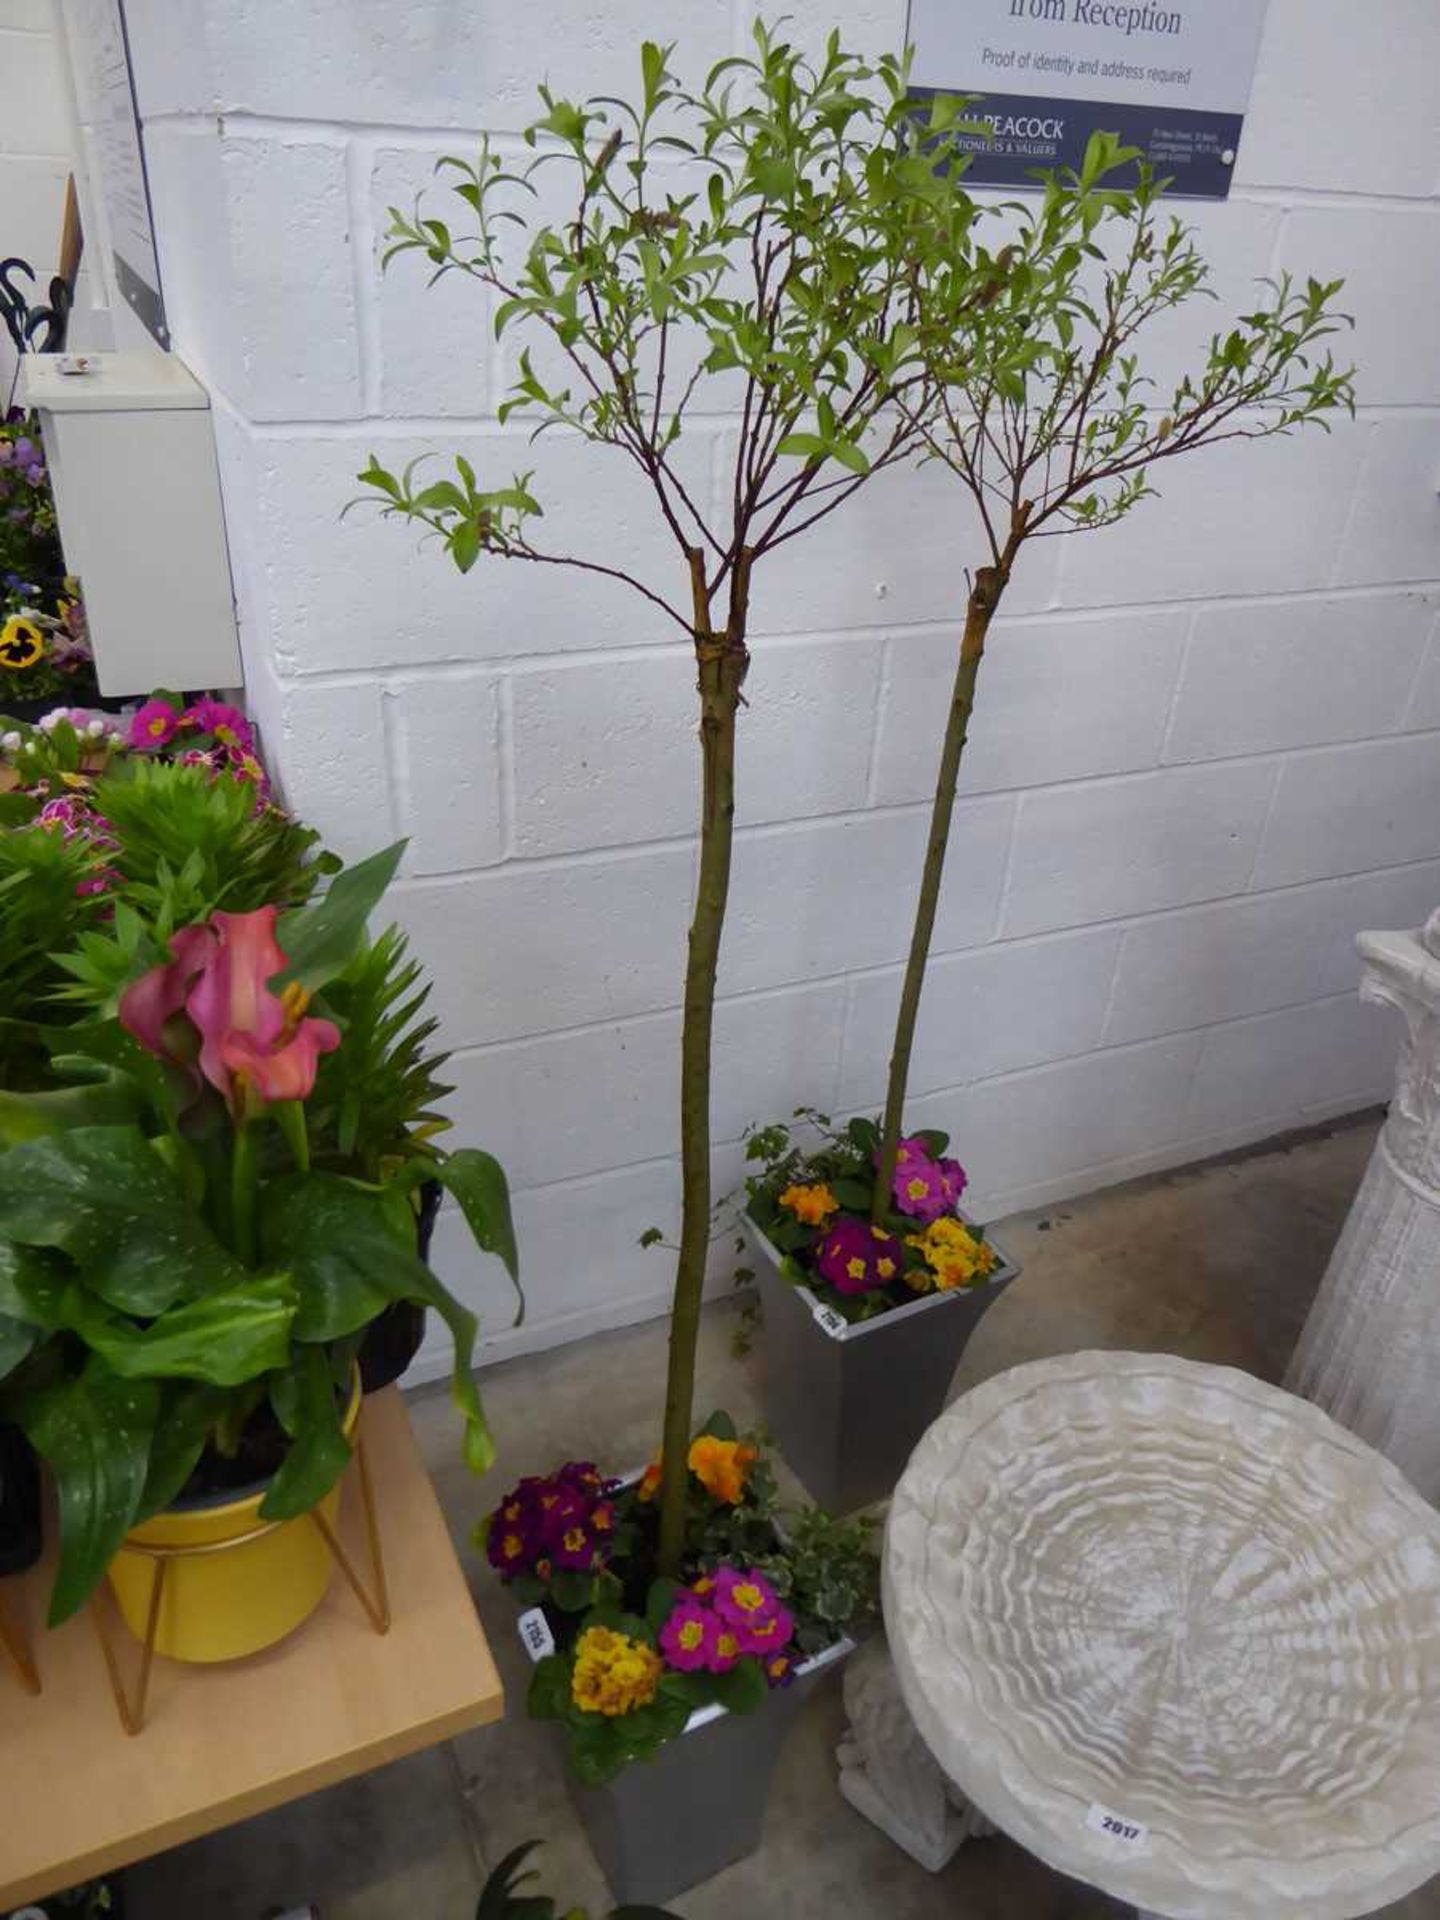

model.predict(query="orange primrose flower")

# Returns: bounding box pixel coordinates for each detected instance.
[778,1182,838,1227]
[688,1434,758,1505]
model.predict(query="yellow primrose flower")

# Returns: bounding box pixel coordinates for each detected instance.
[570,1624,662,1717]
[0,614,45,670]
[778,1181,838,1227]
[905,1217,998,1292]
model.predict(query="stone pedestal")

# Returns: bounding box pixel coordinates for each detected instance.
[837,1636,995,1872]
[1286,909,1440,1499]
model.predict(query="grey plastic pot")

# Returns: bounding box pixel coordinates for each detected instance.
[743,1212,1020,1513]
[518,1616,851,1905]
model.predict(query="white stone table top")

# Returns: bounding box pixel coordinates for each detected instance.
[885,1350,1440,1919]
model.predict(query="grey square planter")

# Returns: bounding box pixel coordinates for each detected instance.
[744,1212,1019,1513]
[519,1618,851,1905]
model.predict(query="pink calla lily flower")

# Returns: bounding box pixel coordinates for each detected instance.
[120,906,339,1114]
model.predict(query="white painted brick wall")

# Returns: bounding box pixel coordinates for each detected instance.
[90,0,1440,1374]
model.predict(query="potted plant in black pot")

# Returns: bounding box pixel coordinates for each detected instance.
[0,848,516,1658]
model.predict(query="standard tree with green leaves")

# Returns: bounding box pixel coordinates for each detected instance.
[868,130,1355,1220]
[363,24,992,1576]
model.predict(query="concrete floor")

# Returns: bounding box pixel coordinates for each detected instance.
[125,1111,1440,1920]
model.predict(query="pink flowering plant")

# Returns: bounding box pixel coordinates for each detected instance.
[742,1108,1003,1320]
[0,839,518,1627]
[482,1413,878,1783]
[0,707,331,1090]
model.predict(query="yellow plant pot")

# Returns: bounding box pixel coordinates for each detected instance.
[107,1368,363,1664]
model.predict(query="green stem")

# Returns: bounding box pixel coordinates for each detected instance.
[231,1117,259,1267]
[873,565,1007,1224]
[657,552,751,1581]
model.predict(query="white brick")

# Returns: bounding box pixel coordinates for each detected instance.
[1106,862,1440,1045]
[837,927,1122,1111]
[748,450,1061,638]
[737,0,905,65]
[1165,590,1437,763]
[389,672,505,875]
[511,635,882,859]
[1312,863,1440,997]
[393,846,694,1048]
[723,800,1013,995]
[1185,995,1397,1138]
[419,1149,747,1362]
[370,145,489,419]
[443,980,846,1191]
[1002,762,1277,940]
[272,678,396,865]
[1057,420,1365,609]
[1335,418,1440,589]
[121,0,734,127]
[873,609,1185,808]
[1277,207,1440,408]
[0,26,67,151]
[144,125,361,419]
[252,429,715,675]
[905,1035,1204,1216]
[1402,613,1440,731]
[1238,0,1440,198]
[1251,734,1440,890]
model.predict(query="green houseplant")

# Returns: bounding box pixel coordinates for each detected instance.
[742,130,1355,1509]
[0,844,517,1641]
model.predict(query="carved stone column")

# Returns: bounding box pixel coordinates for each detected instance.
[1286,909,1440,1497]
[836,1635,995,1872]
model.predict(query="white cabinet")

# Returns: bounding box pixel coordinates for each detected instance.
[19,350,242,696]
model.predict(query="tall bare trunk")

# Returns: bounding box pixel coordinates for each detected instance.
[658,551,752,1578]
[873,564,1006,1222]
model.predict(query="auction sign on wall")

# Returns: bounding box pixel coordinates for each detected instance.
[907,0,1271,197]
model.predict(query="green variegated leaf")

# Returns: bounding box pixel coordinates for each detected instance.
[18,1358,160,1624]
[76,1273,298,1386]
[0,1127,245,1315]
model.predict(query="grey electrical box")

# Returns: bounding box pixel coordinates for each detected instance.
[20,350,242,696]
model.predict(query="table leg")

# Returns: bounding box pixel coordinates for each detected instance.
[0,1581,40,1694]
[836,1635,995,1872]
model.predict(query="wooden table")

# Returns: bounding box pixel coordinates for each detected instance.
[0,1387,504,1909]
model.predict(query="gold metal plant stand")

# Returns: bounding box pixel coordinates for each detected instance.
[90,1423,390,1736]
[0,1580,41,1695]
